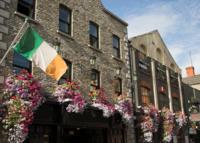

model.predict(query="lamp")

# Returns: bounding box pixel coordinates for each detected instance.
[90,57,96,65]
[116,67,121,75]
[53,38,61,53]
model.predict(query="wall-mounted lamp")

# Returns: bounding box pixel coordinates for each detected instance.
[116,67,121,75]
[90,57,96,65]
[53,38,61,53]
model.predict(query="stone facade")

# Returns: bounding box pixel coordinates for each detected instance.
[129,30,185,143]
[0,0,134,143]
[129,30,183,112]
[0,0,10,88]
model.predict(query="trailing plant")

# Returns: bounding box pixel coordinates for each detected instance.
[54,81,86,113]
[1,70,43,143]
[161,107,174,143]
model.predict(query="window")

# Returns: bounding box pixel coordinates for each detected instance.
[90,69,100,89]
[13,51,32,73]
[58,59,72,84]
[114,78,122,96]
[113,35,120,58]
[89,21,99,49]
[158,93,169,109]
[59,5,71,34]
[141,87,150,105]
[172,97,181,112]
[17,0,35,18]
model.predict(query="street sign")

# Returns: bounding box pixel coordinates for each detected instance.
[190,113,200,122]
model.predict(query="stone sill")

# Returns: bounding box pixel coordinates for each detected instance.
[57,30,74,41]
[112,56,123,63]
[14,11,39,24]
[88,45,103,53]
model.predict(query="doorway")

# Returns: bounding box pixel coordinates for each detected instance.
[63,128,107,143]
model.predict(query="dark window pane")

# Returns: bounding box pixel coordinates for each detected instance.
[113,48,120,58]
[89,22,99,48]
[13,51,32,73]
[90,36,98,49]
[22,0,34,5]
[113,36,119,48]
[158,93,169,109]
[17,0,35,18]
[114,78,122,96]
[59,21,69,33]
[90,23,98,37]
[59,5,71,34]
[59,8,70,23]
[113,35,120,58]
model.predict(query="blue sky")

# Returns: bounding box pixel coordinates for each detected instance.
[102,0,200,77]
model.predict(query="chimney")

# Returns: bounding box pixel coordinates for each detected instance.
[186,66,195,77]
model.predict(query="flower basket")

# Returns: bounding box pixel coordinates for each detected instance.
[137,104,160,143]
[89,88,115,118]
[1,70,43,143]
[114,98,132,122]
[161,107,175,143]
[53,81,86,113]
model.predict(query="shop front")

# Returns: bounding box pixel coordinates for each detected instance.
[24,101,127,143]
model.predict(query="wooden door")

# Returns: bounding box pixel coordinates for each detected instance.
[111,129,125,143]
[24,125,57,143]
[63,128,107,143]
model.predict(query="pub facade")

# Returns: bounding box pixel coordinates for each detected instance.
[0,0,134,143]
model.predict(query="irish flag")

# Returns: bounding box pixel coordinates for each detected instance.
[14,27,67,80]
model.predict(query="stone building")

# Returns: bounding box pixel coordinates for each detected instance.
[0,0,134,143]
[129,30,185,142]
[129,30,183,112]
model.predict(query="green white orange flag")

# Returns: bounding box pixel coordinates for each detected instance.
[14,27,67,80]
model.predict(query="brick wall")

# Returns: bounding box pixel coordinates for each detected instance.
[0,0,11,142]
[0,0,134,143]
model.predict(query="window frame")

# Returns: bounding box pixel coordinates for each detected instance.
[113,35,120,58]
[158,92,169,109]
[140,86,150,105]
[114,77,122,96]
[90,69,100,89]
[89,21,99,49]
[17,0,36,19]
[59,4,72,35]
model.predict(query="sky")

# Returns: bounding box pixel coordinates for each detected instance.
[102,0,200,77]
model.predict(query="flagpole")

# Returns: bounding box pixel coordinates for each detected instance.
[0,18,28,65]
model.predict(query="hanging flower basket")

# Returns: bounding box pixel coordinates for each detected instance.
[89,88,115,118]
[161,107,174,143]
[54,81,86,113]
[53,82,133,122]
[1,70,43,143]
[175,112,187,128]
[137,104,160,143]
[114,97,132,122]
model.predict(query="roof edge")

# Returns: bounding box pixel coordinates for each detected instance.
[101,5,128,26]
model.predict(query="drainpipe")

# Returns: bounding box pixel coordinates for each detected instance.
[128,40,136,143]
